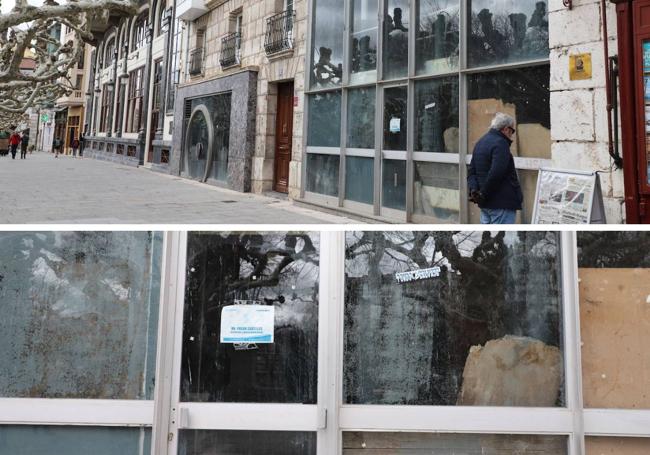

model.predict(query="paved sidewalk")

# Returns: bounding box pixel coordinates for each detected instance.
[0,152,357,224]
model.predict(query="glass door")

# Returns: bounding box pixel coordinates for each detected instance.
[166,232,329,455]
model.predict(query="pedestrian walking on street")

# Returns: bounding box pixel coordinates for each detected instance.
[9,131,21,160]
[71,137,80,158]
[53,137,62,158]
[467,112,523,225]
[20,131,29,159]
[79,132,85,159]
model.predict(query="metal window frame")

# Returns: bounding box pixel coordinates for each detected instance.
[4,231,650,455]
[301,0,554,223]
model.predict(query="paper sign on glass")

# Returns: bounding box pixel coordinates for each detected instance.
[220,305,275,343]
[389,117,401,133]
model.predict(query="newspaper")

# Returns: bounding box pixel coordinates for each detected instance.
[533,170,596,224]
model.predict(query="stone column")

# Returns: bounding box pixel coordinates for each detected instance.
[116,43,129,138]
[106,47,119,138]
[85,50,97,135]
[138,24,155,166]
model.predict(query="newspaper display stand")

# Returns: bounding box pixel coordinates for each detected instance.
[532,168,606,224]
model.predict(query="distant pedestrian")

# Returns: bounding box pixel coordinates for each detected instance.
[20,131,29,159]
[79,132,85,159]
[71,137,80,158]
[467,112,523,224]
[53,137,62,158]
[9,131,21,160]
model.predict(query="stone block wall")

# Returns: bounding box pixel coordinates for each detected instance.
[549,0,625,223]
[184,0,306,196]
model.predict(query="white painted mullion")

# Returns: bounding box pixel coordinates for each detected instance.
[561,231,585,455]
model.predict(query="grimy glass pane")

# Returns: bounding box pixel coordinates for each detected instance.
[310,0,344,88]
[415,77,459,153]
[468,0,549,67]
[586,437,650,455]
[415,0,460,75]
[382,159,406,211]
[350,0,378,84]
[347,87,376,149]
[578,232,650,410]
[383,0,409,80]
[0,232,162,399]
[306,153,340,197]
[181,233,319,403]
[178,430,316,455]
[345,156,374,205]
[0,426,151,455]
[413,162,459,221]
[468,65,550,159]
[383,86,407,151]
[307,92,341,148]
[343,432,567,454]
[344,231,564,406]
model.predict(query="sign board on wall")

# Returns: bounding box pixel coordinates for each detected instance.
[569,53,592,81]
[220,305,275,344]
[532,168,606,224]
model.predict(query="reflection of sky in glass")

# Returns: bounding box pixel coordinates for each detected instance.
[313,0,345,66]
[470,0,544,17]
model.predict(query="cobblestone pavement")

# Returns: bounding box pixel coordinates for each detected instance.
[0,152,357,224]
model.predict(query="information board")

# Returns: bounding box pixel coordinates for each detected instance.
[220,304,275,344]
[532,168,606,224]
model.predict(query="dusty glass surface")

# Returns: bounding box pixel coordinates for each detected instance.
[468,0,549,67]
[178,430,316,455]
[306,154,340,197]
[468,65,550,159]
[383,0,410,80]
[415,77,459,153]
[415,0,460,75]
[0,426,151,455]
[181,233,319,403]
[343,432,567,454]
[413,162,460,221]
[382,159,406,211]
[347,87,376,150]
[308,92,341,148]
[344,231,564,406]
[578,232,650,268]
[0,232,162,399]
[383,86,407,151]
[310,0,344,88]
[350,0,378,84]
[346,156,374,205]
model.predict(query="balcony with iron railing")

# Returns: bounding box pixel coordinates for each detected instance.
[220,32,241,69]
[189,47,204,76]
[264,10,295,56]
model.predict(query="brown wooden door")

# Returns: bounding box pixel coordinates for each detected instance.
[274,82,294,193]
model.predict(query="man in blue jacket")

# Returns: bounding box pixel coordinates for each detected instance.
[468,113,523,224]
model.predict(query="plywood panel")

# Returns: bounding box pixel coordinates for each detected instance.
[586,436,650,455]
[579,268,650,408]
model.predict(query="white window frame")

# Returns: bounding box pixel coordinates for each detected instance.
[3,231,650,455]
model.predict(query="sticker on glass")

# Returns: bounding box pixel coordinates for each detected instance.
[395,266,442,284]
[221,304,275,344]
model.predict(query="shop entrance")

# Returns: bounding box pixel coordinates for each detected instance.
[613,0,650,222]
[273,81,294,193]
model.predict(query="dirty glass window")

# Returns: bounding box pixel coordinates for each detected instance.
[0,232,162,400]
[586,437,650,455]
[415,0,459,75]
[578,232,650,410]
[310,0,343,89]
[468,0,549,67]
[350,0,378,84]
[344,432,567,454]
[344,231,564,406]
[414,77,459,153]
[178,430,316,455]
[383,0,410,80]
[308,91,341,148]
[181,233,319,403]
[468,66,551,159]
[0,426,151,455]
[307,153,340,197]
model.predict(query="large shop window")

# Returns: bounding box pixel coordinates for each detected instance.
[577,232,650,411]
[415,0,459,75]
[310,0,344,89]
[344,231,564,407]
[0,232,162,400]
[181,233,320,404]
[468,0,549,67]
[307,91,341,197]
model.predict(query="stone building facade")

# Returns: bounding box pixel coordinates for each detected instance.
[173,0,306,195]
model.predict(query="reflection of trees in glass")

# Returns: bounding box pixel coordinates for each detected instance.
[344,231,562,406]
[468,0,549,66]
[578,232,650,268]
[308,92,341,148]
[347,88,375,149]
[416,0,460,72]
[182,233,320,404]
[415,77,459,153]
[0,232,161,399]
[468,65,550,128]
[311,0,344,88]
[384,2,409,79]
[384,87,407,150]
